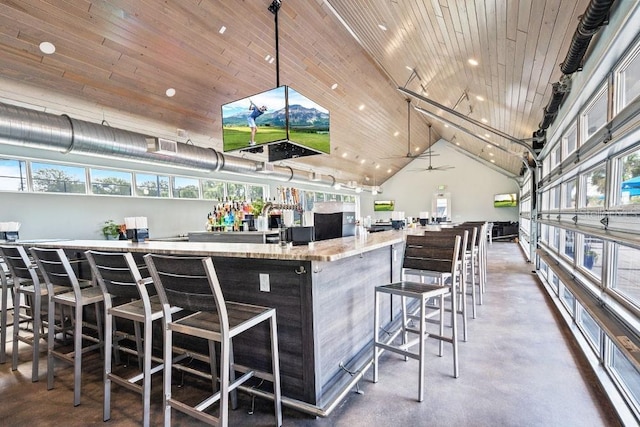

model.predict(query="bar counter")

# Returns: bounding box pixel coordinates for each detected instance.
[19,230,405,416]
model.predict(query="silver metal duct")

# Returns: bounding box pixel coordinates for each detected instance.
[0,101,339,189]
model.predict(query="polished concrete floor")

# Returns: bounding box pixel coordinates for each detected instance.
[0,242,622,426]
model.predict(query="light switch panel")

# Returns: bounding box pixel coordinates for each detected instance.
[259,273,270,292]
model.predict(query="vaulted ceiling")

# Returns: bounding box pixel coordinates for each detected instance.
[0,0,591,186]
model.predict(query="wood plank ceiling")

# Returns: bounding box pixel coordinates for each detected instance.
[0,0,591,186]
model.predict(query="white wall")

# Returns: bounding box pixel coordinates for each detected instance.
[365,140,520,223]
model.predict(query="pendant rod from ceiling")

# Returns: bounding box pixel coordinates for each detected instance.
[398,86,537,161]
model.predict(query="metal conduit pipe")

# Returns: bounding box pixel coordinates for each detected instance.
[0,101,339,189]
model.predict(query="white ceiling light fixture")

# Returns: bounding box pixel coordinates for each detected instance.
[165,88,176,97]
[219,26,227,34]
[358,104,365,111]
[476,95,485,101]
[481,118,488,123]
[265,54,271,61]
[341,152,348,158]
[377,23,387,31]
[468,58,479,66]
[394,131,399,137]
[39,41,56,54]
[331,83,338,90]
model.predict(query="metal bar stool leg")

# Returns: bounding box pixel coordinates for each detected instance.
[104,308,113,422]
[270,313,283,427]
[373,289,381,385]
[417,293,426,402]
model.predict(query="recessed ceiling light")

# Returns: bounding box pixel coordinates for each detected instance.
[387,168,392,174]
[444,124,449,128]
[476,95,485,101]
[456,142,460,146]
[378,23,387,31]
[165,88,176,97]
[405,65,414,71]
[468,58,479,66]
[481,118,488,123]
[219,26,227,34]
[415,147,420,152]
[331,83,338,90]
[269,57,275,64]
[39,41,56,55]
[490,159,495,163]
[360,159,365,164]
[484,133,490,138]
[486,144,491,148]
[489,152,494,156]
[358,104,365,111]
[394,131,400,137]
[341,152,348,158]
[265,54,271,61]
[376,164,380,169]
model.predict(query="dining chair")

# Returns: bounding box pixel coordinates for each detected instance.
[144,253,282,427]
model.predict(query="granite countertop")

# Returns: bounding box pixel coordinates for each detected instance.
[188,230,278,235]
[15,230,405,262]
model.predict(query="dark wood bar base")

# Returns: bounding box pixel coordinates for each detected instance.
[16,231,404,415]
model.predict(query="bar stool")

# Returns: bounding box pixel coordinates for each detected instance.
[454,225,478,318]
[462,222,489,303]
[144,253,282,427]
[406,230,469,341]
[373,234,462,402]
[1,257,15,364]
[30,247,104,406]
[85,250,180,427]
[0,244,56,382]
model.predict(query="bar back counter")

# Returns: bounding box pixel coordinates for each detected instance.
[20,230,404,416]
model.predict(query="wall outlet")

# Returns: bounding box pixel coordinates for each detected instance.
[259,273,270,292]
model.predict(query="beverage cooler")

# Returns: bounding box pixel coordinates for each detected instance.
[313,202,356,241]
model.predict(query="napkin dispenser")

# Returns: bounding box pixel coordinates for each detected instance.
[124,217,149,243]
[0,222,20,241]
[1,231,19,242]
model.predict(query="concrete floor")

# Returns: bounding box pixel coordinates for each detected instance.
[0,242,622,426]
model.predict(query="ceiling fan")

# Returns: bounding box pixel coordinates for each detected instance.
[381,99,439,160]
[409,124,454,172]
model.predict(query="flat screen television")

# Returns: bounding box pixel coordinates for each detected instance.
[374,200,395,212]
[221,86,330,158]
[494,193,518,208]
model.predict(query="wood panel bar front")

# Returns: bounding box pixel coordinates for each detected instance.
[16,231,404,414]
